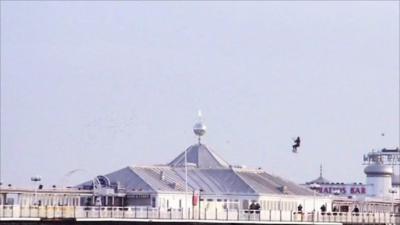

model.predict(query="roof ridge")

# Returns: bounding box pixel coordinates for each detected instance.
[261,172,315,195]
[129,166,171,192]
[170,168,194,192]
[231,169,258,194]
[126,166,156,192]
[204,144,230,167]
[167,143,229,168]
[157,168,187,191]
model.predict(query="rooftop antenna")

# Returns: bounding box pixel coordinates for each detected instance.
[193,110,207,144]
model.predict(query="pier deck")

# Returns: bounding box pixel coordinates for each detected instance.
[1,205,399,225]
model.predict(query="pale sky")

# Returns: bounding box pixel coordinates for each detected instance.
[1,1,399,187]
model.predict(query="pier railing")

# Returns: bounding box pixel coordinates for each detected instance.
[1,205,399,224]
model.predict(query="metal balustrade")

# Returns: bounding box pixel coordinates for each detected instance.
[1,205,399,224]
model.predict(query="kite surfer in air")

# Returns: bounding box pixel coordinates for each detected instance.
[292,137,301,153]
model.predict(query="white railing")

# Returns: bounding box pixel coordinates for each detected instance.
[0,205,399,224]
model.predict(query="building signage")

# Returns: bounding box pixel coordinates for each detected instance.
[316,186,366,195]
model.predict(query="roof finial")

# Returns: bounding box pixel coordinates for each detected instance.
[319,163,323,178]
[198,110,202,121]
[193,110,206,144]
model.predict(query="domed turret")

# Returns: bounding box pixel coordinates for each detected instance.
[364,164,393,176]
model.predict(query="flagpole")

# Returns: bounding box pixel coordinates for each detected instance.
[185,146,188,218]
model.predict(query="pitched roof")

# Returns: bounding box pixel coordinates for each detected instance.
[81,165,315,196]
[107,167,154,192]
[123,166,255,195]
[306,176,331,185]
[167,144,230,169]
[78,143,315,196]
[235,170,315,195]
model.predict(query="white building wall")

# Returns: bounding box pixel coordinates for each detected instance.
[300,197,332,212]
[366,176,392,198]
[157,193,191,209]
[153,193,334,214]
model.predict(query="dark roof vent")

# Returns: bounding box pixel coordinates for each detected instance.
[169,182,176,189]
[279,186,288,194]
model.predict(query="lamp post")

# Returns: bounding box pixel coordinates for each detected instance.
[389,188,397,217]
[31,176,41,206]
[184,147,188,219]
[198,189,204,220]
[310,183,320,222]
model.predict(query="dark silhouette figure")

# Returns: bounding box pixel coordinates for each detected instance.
[249,202,255,213]
[332,206,338,215]
[292,137,301,153]
[254,203,261,214]
[352,206,360,216]
[320,204,327,215]
[297,204,303,213]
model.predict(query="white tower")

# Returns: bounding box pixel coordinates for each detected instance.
[364,163,393,198]
[363,148,399,198]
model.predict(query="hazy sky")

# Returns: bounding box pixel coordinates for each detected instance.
[1,2,399,187]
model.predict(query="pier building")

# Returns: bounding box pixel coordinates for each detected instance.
[76,119,332,214]
[304,148,400,201]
